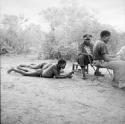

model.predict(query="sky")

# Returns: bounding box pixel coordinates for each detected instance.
[1,0,125,32]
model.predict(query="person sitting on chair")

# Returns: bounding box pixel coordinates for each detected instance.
[77,34,93,79]
[93,30,118,76]
[7,59,74,79]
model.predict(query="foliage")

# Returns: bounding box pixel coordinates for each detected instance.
[0,15,45,55]
[39,4,125,60]
[0,2,125,59]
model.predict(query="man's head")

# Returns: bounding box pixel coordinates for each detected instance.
[57,59,66,69]
[83,34,92,46]
[100,30,111,43]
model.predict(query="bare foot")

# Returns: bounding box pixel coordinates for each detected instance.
[68,75,73,78]
[112,82,119,88]
[7,67,14,73]
[82,76,87,80]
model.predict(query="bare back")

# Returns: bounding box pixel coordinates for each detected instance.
[42,64,60,78]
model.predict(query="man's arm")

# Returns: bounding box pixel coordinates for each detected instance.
[93,61,118,70]
[18,64,44,69]
[99,43,118,62]
[108,54,117,58]
[53,69,74,79]
[93,61,113,69]
[103,54,119,62]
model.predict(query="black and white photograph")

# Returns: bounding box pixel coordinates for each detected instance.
[1,0,125,124]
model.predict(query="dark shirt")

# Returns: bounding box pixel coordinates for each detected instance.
[78,42,93,55]
[93,40,108,60]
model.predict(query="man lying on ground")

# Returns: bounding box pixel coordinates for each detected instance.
[7,59,74,79]
[93,60,125,88]
[93,30,118,76]
[17,63,65,73]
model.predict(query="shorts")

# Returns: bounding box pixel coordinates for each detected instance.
[77,54,93,67]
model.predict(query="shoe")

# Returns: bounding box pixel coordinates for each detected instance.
[94,71,104,77]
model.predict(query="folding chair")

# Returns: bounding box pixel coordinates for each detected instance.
[72,53,113,79]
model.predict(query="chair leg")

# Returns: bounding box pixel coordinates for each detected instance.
[72,63,79,71]
[76,64,78,70]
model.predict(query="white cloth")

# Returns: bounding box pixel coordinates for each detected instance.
[104,61,125,88]
[117,46,125,61]
[84,46,91,54]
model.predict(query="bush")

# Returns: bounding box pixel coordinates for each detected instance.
[0,15,45,55]
[39,6,125,60]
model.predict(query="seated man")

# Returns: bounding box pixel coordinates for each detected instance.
[93,30,118,76]
[7,59,74,79]
[93,60,125,88]
[77,34,93,79]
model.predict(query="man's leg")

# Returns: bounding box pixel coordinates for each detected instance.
[17,66,29,72]
[7,68,42,77]
[42,63,52,70]
[81,54,92,78]
[95,66,99,73]
[29,63,47,69]
[77,54,87,79]
[93,60,104,76]
[86,54,93,74]
[81,66,86,79]
[86,65,89,74]
[18,63,47,69]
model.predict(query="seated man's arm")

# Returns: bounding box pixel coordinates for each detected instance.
[93,61,111,69]
[99,44,118,62]
[103,54,119,62]
[108,54,117,58]
[93,60,118,70]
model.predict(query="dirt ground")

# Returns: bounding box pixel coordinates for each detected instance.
[1,55,125,124]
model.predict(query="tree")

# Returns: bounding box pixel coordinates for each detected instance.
[39,1,125,60]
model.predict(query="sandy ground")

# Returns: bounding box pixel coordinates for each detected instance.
[1,55,125,124]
